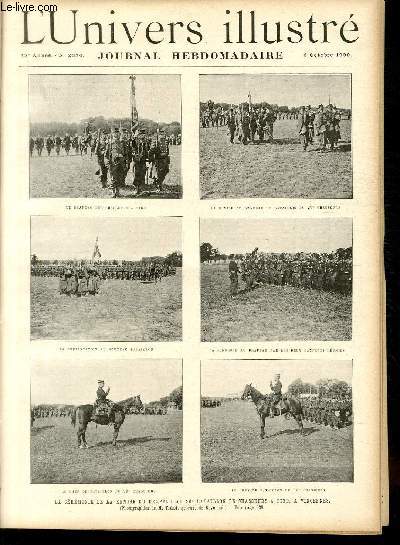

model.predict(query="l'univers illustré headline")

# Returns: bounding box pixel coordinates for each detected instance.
[21,9,360,45]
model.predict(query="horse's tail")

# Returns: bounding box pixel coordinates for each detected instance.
[71,408,76,427]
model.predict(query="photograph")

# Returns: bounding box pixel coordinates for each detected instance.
[201,217,352,341]
[200,74,352,199]
[31,358,183,484]
[29,74,182,199]
[30,216,182,341]
[201,359,353,483]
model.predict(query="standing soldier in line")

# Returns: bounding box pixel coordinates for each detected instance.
[249,107,258,143]
[30,136,35,156]
[314,104,327,152]
[241,108,251,145]
[55,134,62,156]
[149,129,170,191]
[63,133,71,155]
[72,133,79,154]
[227,108,236,144]
[108,127,126,198]
[132,129,149,194]
[45,135,54,156]
[229,256,240,297]
[306,105,315,142]
[95,130,109,189]
[297,106,310,151]
[265,107,276,143]
[35,135,44,156]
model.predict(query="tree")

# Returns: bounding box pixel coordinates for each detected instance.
[288,378,304,396]
[169,385,183,410]
[31,254,38,265]
[165,251,182,267]
[200,242,214,263]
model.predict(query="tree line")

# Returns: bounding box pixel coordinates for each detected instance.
[31,251,182,267]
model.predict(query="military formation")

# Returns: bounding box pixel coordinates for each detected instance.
[30,123,181,198]
[201,398,222,408]
[31,405,75,419]
[31,262,177,289]
[201,99,345,150]
[228,247,352,296]
[301,396,352,429]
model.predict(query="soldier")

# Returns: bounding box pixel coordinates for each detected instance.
[35,135,44,156]
[229,257,240,296]
[132,129,149,194]
[241,109,251,145]
[313,104,327,152]
[227,108,236,144]
[94,379,113,416]
[55,134,62,156]
[249,108,258,143]
[264,107,276,143]
[72,133,79,154]
[269,373,283,418]
[306,105,315,142]
[95,130,109,189]
[297,106,310,151]
[108,127,126,198]
[63,133,71,155]
[29,136,35,156]
[148,130,170,191]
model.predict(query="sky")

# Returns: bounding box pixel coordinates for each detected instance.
[200,74,351,109]
[31,359,182,406]
[201,359,352,398]
[31,217,181,261]
[200,218,352,255]
[29,74,181,124]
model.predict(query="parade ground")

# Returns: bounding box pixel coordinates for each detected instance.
[201,264,352,342]
[31,271,182,341]
[201,401,353,482]
[199,119,352,199]
[29,145,182,199]
[31,411,182,484]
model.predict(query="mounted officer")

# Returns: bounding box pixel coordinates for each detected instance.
[94,380,113,417]
[269,373,283,418]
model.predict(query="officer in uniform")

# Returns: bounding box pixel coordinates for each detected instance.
[297,106,310,151]
[95,130,109,189]
[94,380,113,416]
[269,373,283,418]
[108,127,126,198]
[132,129,149,194]
[227,108,236,144]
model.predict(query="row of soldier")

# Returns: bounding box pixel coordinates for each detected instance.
[201,101,344,150]
[228,248,352,296]
[31,263,176,283]
[301,396,352,429]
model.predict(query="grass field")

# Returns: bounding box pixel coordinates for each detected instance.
[201,264,352,342]
[31,273,182,341]
[30,146,182,199]
[31,412,182,484]
[200,120,352,199]
[201,401,353,482]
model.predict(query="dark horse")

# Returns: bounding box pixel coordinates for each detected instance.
[71,395,143,448]
[241,384,304,439]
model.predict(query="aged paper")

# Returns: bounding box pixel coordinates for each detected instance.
[0,0,385,533]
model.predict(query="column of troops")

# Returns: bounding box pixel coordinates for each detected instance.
[31,406,75,419]
[30,126,181,198]
[201,398,222,408]
[301,396,352,429]
[229,248,352,296]
[201,100,345,150]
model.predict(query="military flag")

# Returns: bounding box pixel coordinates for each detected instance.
[129,75,139,135]
[92,236,102,260]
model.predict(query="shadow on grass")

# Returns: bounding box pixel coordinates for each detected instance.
[95,435,171,447]
[267,426,319,438]
[31,425,55,435]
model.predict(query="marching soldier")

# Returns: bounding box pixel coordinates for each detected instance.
[45,135,54,156]
[63,133,71,155]
[55,134,62,156]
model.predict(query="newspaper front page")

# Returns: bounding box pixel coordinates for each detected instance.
[0,0,385,533]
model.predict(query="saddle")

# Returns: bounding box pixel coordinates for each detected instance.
[93,401,112,418]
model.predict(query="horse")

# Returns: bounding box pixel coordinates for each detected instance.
[71,395,143,448]
[241,384,304,439]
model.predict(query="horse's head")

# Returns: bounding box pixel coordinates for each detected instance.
[241,383,252,400]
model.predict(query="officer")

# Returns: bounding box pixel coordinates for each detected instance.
[95,130,109,189]
[269,373,283,418]
[108,127,126,198]
[297,106,310,151]
[132,128,149,194]
[94,380,113,415]
[227,108,236,144]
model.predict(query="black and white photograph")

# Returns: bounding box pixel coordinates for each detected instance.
[31,358,183,484]
[201,359,353,483]
[29,74,182,199]
[200,74,352,199]
[30,216,182,341]
[201,217,352,342]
